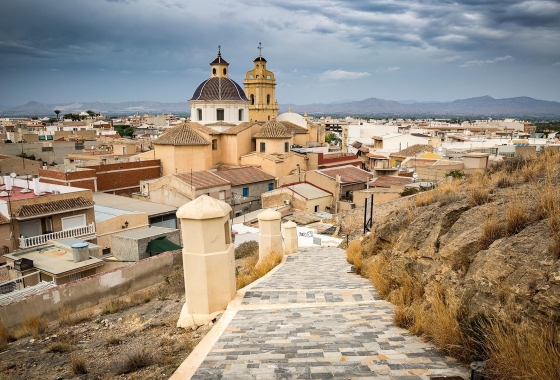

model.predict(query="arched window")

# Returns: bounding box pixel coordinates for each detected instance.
[267,94,270,105]
[249,75,254,79]
[223,68,227,75]
[250,94,255,105]
[212,68,216,75]
[267,75,271,79]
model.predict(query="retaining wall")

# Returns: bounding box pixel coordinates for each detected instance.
[0,250,182,329]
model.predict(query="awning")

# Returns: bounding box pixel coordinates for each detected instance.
[146,236,182,254]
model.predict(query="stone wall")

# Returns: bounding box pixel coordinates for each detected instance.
[0,250,182,329]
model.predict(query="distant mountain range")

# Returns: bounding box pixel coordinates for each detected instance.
[1,96,560,119]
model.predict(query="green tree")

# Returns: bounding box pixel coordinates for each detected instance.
[325,133,336,144]
[54,109,60,120]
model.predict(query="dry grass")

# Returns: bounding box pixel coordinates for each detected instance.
[505,193,532,236]
[71,354,88,374]
[484,320,560,380]
[14,316,48,339]
[0,321,10,350]
[468,187,491,207]
[46,342,71,353]
[235,240,259,259]
[117,345,157,374]
[414,191,436,207]
[57,307,92,327]
[479,208,503,250]
[362,253,392,298]
[100,298,127,315]
[236,250,283,290]
[346,240,364,273]
[106,335,122,346]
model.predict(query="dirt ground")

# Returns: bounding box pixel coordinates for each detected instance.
[0,268,217,380]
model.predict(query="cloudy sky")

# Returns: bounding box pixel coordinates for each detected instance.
[1,0,560,106]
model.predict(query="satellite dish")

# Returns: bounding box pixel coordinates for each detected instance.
[10,172,16,178]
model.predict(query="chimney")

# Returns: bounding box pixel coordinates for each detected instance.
[3,175,12,191]
[71,242,89,263]
[32,175,41,195]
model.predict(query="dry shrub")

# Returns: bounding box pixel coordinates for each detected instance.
[484,320,560,380]
[46,342,71,353]
[469,187,491,207]
[57,307,91,327]
[163,267,185,295]
[15,316,48,339]
[495,175,513,189]
[362,253,391,298]
[101,298,127,315]
[117,345,157,374]
[71,354,88,374]
[106,335,121,346]
[346,240,364,273]
[0,321,9,350]
[479,208,502,250]
[234,240,259,259]
[236,250,283,290]
[387,265,423,308]
[505,194,532,235]
[415,191,436,207]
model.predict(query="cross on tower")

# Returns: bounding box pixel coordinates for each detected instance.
[218,45,221,55]
[257,42,262,56]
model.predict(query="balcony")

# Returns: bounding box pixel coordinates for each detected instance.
[19,223,96,249]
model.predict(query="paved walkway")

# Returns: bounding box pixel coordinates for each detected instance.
[172,247,469,380]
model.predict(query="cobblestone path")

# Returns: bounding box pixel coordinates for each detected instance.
[184,247,469,379]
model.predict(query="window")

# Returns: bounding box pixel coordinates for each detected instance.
[314,205,319,212]
[212,68,216,75]
[268,116,270,121]
[197,108,202,121]
[267,94,270,105]
[219,190,225,200]
[238,109,243,121]
[216,109,224,121]
[242,187,249,197]
[259,142,265,152]
[284,142,289,152]
[223,68,227,75]
[61,214,86,230]
[212,139,218,150]
[250,94,255,105]
[268,183,274,191]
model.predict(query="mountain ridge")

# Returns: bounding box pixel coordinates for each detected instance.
[1,96,559,118]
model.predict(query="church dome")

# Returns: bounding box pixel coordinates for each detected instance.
[190,77,249,101]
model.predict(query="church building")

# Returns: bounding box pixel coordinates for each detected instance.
[244,43,278,122]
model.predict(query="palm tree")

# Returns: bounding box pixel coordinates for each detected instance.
[54,109,60,120]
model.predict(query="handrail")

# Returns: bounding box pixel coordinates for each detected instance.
[18,223,96,249]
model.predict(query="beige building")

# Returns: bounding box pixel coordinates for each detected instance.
[94,205,150,253]
[261,183,332,213]
[244,44,278,122]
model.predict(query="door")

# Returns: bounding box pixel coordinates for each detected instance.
[19,219,42,238]
[61,214,86,230]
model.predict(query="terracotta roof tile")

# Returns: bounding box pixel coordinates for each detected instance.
[370,176,414,188]
[213,166,275,187]
[205,121,236,127]
[253,120,293,139]
[153,122,210,146]
[221,122,262,135]
[0,212,9,225]
[278,121,308,134]
[390,144,434,157]
[15,197,94,218]
[190,123,222,135]
[190,77,248,101]
[317,165,373,184]
[174,171,230,190]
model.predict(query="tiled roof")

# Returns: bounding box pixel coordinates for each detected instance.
[190,123,222,136]
[175,171,230,190]
[15,197,94,218]
[253,56,267,62]
[221,122,261,135]
[253,120,293,139]
[190,77,249,101]
[366,153,388,159]
[213,166,275,187]
[390,144,434,157]
[317,165,373,184]
[211,52,229,65]
[0,212,9,225]
[153,123,210,146]
[370,176,414,188]
[205,121,236,127]
[0,154,14,161]
[279,121,308,134]
[351,141,362,149]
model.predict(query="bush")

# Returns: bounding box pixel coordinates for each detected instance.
[234,240,259,259]
[236,250,283,290]
[46,342,71,353]
[118,346,156,374]
[0,321,10,350]
[15,316,48,339]
[71,354,88,374]
[346,240,364,273]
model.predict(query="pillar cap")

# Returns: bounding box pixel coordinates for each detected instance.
[282,221,297,228]
[177,195,232,220]
[257,208,282,221]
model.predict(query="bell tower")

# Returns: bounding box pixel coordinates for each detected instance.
[244,42,278,122]
[210,45,229,78]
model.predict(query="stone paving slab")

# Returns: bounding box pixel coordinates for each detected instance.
[186,247,469,380]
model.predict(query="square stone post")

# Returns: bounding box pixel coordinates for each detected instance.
[176,195,236,328]
[258,209,282,261]
[282,221,298,254]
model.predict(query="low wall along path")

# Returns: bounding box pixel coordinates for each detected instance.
[172,247,469,379]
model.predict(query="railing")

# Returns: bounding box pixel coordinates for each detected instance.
[19,223,96,249]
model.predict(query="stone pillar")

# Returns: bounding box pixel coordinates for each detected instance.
[176,195,236,328]
[257,209,282,261]
[282,221,298,254]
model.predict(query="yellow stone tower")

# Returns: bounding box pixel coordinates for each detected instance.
[244,43,278,122]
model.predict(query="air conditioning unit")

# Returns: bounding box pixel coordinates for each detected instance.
[284,200,291,206]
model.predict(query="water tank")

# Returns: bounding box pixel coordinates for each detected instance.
[71,242,89,263]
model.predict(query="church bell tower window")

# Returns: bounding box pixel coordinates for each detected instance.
[217,109,224,121]
[250,94,255,105]
[197,109,202,121]
[267,94,270,105]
